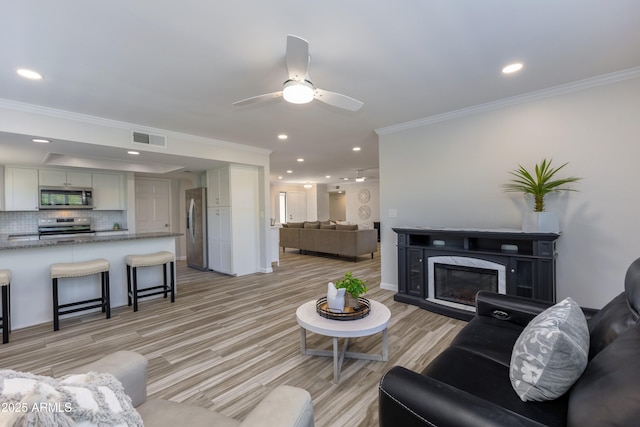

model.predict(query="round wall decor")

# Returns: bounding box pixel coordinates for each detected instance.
[357,188,371,204]
[358,205,371,220]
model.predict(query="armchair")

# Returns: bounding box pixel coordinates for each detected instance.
[77,351,315,427]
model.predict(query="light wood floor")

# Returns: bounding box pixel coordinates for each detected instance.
[0,248,465,427]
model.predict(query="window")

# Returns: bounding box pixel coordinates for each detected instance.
[279,192,287,224]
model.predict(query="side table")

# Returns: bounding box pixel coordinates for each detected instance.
[296,299,391,383]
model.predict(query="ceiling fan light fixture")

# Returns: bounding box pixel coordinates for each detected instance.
[283,80,314,104]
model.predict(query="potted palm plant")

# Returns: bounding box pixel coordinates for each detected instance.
[335,272,368,308]
[503,158,581,232]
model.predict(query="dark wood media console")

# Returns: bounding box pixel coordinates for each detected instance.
[393,227,559,321]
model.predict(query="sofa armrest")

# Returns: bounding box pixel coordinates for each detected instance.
[72,350,148,408]
[240,385,315,427]
[379,366,546,427]
[475,290,555,327]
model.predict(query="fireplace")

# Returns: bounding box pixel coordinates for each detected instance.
[427,256,506,312]
[394,228,558,321]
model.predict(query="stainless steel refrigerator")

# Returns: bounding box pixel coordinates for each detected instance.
[185,187,208,270]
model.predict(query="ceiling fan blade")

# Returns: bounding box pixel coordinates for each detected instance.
[286,35,309,81]
[314,89,364,111]
[232,91,283,107]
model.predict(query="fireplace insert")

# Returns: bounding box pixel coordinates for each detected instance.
[433,263,498,307]
[427,256,506,313]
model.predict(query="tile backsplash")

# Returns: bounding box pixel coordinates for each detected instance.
[0,210,127,234]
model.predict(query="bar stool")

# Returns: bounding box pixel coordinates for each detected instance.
[0,269,11,344]
[125,251,175,312]
[51,259,110,331]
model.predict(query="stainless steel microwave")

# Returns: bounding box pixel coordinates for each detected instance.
[39,186,94,210]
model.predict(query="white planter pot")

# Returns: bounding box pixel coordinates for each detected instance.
[522,212,559,233]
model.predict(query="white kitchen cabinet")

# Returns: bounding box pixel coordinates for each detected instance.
[39,169,92,187]
[207,206,232,274]
[4,167,39,211]
[206,166,230,207]
[92,172,125,210]
[206,165,259,276]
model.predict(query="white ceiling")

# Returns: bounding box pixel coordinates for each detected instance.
[1,1,639,185]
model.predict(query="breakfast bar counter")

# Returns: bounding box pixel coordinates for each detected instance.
[0,232,181,250]
[1,232,181,330]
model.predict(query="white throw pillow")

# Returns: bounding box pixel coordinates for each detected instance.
[509,297,589,401]
[0,369,143,426]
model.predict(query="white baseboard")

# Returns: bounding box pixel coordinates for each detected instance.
[380,282,398,292]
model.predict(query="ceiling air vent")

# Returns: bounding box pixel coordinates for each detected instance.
[132,131,167,147]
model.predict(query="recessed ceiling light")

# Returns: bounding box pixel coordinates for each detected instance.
[353,147,361,151]
[32,138,50,143]
[502,63,523,74]
[278,176,283,179]
[325,175,331,179]
[297,158,304,162]
[128,150,140,155]
[286,170,293,174]
[343,178,349,181]
[278,134,288,140]
[356,177,365,182]
[17,68,43,80]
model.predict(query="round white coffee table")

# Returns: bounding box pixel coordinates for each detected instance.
[296,299,391,383]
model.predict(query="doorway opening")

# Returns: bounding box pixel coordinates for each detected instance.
[279,191,306,223]
[329,192,346,221]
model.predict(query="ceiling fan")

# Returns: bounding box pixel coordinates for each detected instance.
[232,35,364,112]
[339,169,375,182]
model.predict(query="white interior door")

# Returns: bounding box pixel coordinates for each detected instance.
[286,191,307,222]
[135,178,171,232]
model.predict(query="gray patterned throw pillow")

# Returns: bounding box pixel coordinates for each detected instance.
[510,297,589,402]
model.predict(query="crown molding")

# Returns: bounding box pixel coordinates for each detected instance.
[376,67,640,136]
[0,98,272,155]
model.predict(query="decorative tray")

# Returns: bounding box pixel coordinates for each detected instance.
[316,297,370,321]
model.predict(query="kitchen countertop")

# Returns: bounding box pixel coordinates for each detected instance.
[0,232,182,251]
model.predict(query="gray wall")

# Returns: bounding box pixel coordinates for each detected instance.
[379,74,640,309]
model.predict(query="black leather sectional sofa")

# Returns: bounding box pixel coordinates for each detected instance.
[379,258,640,427]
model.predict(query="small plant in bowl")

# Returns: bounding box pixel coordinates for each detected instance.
[335,272,368,308]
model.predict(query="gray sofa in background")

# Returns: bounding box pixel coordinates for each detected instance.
[280,221,378,260]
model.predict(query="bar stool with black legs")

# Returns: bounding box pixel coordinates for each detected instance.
[51,259,110,331]
[0,269,11,344]
[125,251,175,312]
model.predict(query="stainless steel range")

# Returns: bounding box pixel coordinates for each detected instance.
[38,217,95,240]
